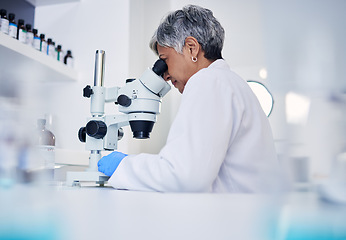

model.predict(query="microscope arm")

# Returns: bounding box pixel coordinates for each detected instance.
[105,87,120,103]
[103,114,129,151]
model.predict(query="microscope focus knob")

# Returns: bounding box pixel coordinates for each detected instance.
[78,127,87,142]
[83,85,94,98]
[117,95,132,107]
[86,120,107,139]
[118,128,124,141]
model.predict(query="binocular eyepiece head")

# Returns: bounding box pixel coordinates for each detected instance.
[152,59,168,77]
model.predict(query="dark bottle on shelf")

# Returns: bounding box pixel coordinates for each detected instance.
[17,19,26,43]
[64,50,74,68]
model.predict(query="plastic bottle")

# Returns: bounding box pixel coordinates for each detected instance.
[51,41,56,59]
[33,29,40,50]
[17,19,26,43]
[0,9,9,34]
[25,24,33,46]
[56,45,63,62]
[64,50,74,68]
[8,13,17,39]
[40,33,47,53]
[47,38,55,57]
[36,119,55,179]
[47,38,52,55]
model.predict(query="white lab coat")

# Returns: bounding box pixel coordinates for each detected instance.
[108,59,282,193]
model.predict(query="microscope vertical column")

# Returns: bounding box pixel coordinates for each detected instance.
[88,50,106,171]
[91,50,106,116]
[87,150,101,172]
[94,50,105,87]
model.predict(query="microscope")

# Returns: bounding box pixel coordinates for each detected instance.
[66,50,170,187]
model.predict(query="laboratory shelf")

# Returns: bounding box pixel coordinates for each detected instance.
[25,0,80,7]
[0,32,78,83]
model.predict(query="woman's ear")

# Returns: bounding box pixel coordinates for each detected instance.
[184,36,200,57]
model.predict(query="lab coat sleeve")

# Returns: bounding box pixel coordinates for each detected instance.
[108,70,240,192]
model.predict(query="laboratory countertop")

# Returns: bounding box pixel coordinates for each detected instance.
[1,183,346,240]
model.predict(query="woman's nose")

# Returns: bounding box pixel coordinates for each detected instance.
[163,72,171,82]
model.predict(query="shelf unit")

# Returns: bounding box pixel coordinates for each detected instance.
[25,0,80,7]
[0,32,78,83]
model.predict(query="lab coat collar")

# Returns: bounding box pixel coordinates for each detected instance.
[207,59,230,70]
[184,59,229,93]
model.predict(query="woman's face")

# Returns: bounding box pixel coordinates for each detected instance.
[157,44,196,93]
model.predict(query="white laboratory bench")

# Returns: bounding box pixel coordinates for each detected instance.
[1,180,345,240]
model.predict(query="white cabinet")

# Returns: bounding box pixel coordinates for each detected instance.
[0,33,78,83]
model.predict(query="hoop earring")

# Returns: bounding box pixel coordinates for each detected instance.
[192,57,198,63]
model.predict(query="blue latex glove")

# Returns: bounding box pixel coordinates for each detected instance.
[98,151,128,176]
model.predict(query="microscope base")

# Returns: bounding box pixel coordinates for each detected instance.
[66,171,110,187]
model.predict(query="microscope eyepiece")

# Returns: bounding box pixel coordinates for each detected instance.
[152,59,168,77]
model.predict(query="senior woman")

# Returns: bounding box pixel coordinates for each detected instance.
[98,5,283,193]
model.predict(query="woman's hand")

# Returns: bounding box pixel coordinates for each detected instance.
[98,151,128,176]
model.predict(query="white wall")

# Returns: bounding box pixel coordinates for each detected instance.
[34,0,131,152]
[260,0,346,180]
[127,0,182,154]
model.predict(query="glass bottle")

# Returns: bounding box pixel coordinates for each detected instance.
[25,24,33,46]
[56,45,63,62]
[64,50,74,68]
[17,19,26,43]
[51,41,56,59]
[40,33,47,53]
[8,13,17,39]
[0,9,9,34]
[36,119,55,178]
[47,38,52,55]
[33,29,40,50]
[47,38,55,57]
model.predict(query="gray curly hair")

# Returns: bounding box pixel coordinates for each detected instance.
[150,5,225,60]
